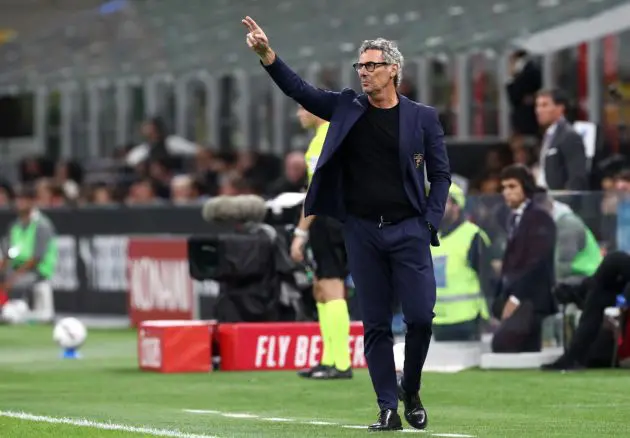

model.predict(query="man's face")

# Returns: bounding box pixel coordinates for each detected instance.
[296,106,317,129]
[141,122,157,141]
[535,95,563,127]
[501,178,526,209]
[15,196,33,215]
[356,50,397,95]
[444,197,459,221]
[615,178,630,193]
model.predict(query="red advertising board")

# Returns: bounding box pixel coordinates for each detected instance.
[218,322,366,371]
[127,238,194,326]
[138,320,215,373]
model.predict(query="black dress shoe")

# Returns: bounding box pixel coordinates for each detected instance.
[397,374,428,430]
[541,356,586,372]
[367,409,403,431]
[297,363,330,378]
[310,366,353,380]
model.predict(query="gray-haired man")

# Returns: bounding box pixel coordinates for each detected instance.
[243,16,451,431]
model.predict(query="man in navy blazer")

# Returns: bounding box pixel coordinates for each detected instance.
[243,16,451,431]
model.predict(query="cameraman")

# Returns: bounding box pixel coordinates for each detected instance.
[543,251,630,370]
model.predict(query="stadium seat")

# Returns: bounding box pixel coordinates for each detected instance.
[0,0,626,87]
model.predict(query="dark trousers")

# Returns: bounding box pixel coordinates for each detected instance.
[344,215,435,410]
[492,301,543,352]
[568,251,630,362]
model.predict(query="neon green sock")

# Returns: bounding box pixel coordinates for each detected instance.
[326,299,351,371]
[316,302,334,366]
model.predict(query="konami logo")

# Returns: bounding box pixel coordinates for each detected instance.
[127,239,194,326]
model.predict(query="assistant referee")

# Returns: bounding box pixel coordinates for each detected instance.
[290,104,352,380]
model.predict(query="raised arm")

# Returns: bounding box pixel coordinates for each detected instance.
[242,16,340,121]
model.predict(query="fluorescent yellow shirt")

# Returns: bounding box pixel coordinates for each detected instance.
[304,122,330,185]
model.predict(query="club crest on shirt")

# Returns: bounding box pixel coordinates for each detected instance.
[413,153,424,168]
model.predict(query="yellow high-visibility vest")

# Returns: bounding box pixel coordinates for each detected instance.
[430,221,490,325]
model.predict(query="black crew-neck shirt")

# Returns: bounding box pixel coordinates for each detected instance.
[340,102,417,221]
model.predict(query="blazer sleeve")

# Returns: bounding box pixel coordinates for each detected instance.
[422,106,451,229]
[560,131,588,190]
[508,210,557,301]
[262,56,341,121]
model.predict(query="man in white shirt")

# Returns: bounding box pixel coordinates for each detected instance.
[535,89,588,191]
[126,117,199,169]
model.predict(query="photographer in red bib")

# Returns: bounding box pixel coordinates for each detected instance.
[243,16,450,431]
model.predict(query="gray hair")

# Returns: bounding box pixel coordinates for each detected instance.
[358,38,404,87]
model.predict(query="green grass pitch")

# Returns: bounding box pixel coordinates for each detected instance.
[0,325,629,437]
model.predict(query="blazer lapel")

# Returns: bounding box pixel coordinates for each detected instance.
[316,95,366,170]
[398,95,415,170]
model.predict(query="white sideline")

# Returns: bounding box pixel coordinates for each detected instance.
[183,409,476,437]
[0,410,218,438]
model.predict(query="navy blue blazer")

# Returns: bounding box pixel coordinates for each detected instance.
[263,56,451,229]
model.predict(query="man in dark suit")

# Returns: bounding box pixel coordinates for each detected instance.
[492,165,557,353]
[543,251,629,371]
[242,16,451,431]
[506,49,542,137]
[535,89,588,191]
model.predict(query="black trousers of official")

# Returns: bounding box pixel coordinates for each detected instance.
[491,301,543,353]
[343,215,435,410]
[567,251,630,363]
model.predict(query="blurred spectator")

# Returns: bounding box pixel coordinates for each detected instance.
[87,183,116,206]
[0,185,11,207]
[170,175,199,204]
[19,157,47,183]
[535,89,588,190]
[491,165,557,353]
[267,151,307,196]
[125,179,162,205]
[194,148,220,196]
[148,159,173,199]
[506,49,541,137]
[539,192,602,282]
[35,179,66,208]
[218,171,253,196]
[125,117,199,171]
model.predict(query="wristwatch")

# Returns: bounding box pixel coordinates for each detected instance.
[426,221,435,233]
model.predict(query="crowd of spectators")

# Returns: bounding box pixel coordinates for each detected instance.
[0,117,309,209]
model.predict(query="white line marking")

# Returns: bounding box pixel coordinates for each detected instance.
[432,435,476,437]
[183,409,475,437]
[183,409,221,415]
[220,413,259,419]
[0,410,217,438]
[306,421,337,425]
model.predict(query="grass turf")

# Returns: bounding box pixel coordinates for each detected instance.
[0,325,629,437]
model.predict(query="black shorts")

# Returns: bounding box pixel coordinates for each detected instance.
[309,216,348,280]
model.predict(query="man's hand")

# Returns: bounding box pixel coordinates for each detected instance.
[290,236,306,263]
[501,299,519,320]
[242,16,275,65]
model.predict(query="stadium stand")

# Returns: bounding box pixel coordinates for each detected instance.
[0,0,627,86]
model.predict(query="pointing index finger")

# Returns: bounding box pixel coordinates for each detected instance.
[245,16,260,31]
